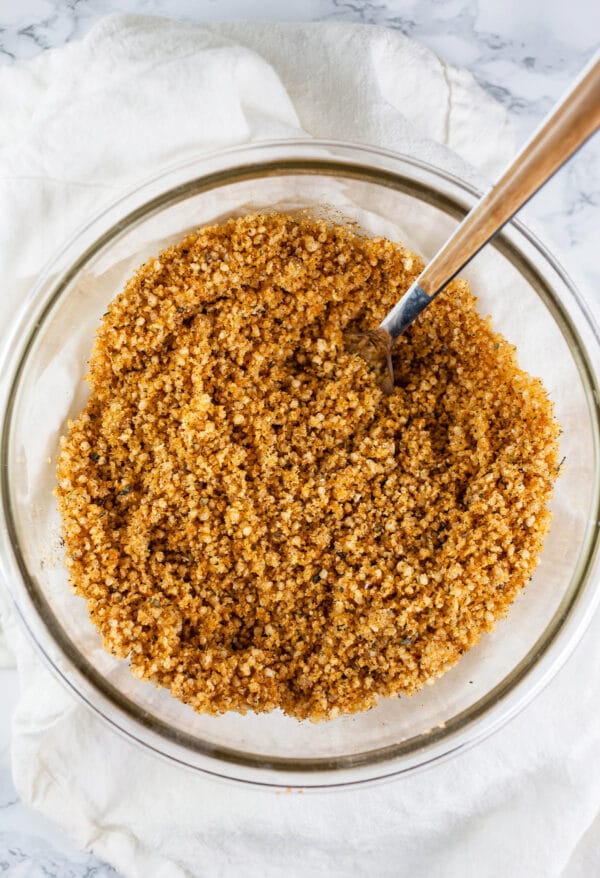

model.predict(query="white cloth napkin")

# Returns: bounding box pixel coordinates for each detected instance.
[1,15,599,878]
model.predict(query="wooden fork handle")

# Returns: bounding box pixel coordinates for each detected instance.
[381,51,600,340]
[419,51,600,297]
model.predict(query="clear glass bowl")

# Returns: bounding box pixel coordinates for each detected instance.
[1,140,599,789]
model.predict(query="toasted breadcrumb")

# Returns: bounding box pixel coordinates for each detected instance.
[56,213,559,721]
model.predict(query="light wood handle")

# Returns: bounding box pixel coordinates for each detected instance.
[417,51,600,297]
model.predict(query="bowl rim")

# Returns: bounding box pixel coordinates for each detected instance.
[1,138,600,789]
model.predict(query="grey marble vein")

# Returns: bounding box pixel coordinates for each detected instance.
[0,767,117,877]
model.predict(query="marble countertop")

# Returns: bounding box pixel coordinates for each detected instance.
[0,1,598,876]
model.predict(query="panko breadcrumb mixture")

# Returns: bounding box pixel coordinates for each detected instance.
[56,213,560,721]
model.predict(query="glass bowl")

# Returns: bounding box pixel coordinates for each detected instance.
[1,140,599,790]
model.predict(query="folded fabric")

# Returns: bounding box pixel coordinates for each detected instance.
[0,14,512,663]
[1,15,599,878]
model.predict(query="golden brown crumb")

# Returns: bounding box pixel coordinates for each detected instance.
[55,213,559,721]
